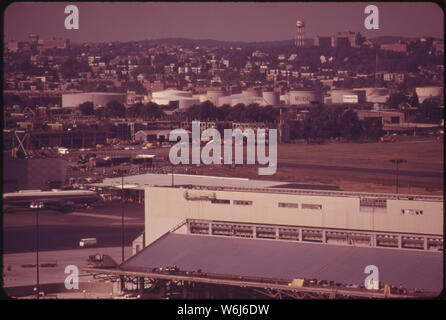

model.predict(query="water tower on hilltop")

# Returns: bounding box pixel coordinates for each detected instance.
[295,20,305,47]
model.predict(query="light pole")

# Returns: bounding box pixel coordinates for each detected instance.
[36,205,39,300]
[389,159,406,194]
[121,170,125,263]
[34,201,43,299]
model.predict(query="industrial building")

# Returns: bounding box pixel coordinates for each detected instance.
[314,36,332,48]
[331,31,366,48]
[84,173,443,298]
[356,109,406,125]
[62,92,127,108]
[3,154,67,192]
[2,129,107,150]
[380,42,408,53]
[134,130,172,143]
[144,186,443,247]
[330,89,366,104]
[314,32,366,48]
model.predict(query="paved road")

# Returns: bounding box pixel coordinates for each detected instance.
[3,201,145,254]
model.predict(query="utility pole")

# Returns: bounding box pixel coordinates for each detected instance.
[36,206,39,299]
[389,159,407,194]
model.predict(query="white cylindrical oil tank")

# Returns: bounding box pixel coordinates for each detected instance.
[192,94,207,103]
[280,94,289,105]
[62,92,126,108]
[262,91,280,106]
[232,96,265,106]
[242,88,261,97]
[217,96,233,107]
[92,93,126,107]
[288,90,323,105]
[415,86,444,103]
[179,98,200,110]
[151,89,192,99]
[206,90,227,106]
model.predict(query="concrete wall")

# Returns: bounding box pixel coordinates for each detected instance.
[145,187,443,246]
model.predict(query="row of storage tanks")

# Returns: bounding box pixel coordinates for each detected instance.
[151,88,367,108]
[61,86,442,111]
[151,88,282,109]
[149,86,443,109]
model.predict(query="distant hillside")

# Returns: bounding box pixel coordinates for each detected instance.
[142,37,314,48]
[78,36,441,47]
[142,36,441,47]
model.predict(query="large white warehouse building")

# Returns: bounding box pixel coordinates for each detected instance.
[62,92,127,108]
[145,185,443,248]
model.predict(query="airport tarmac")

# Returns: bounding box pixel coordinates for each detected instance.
[3,200,144,253]
[3,200,144,298]
[3,246,132,290]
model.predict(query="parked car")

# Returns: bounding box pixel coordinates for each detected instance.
[79,238,98,248]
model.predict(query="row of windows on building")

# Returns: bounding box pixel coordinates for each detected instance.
[210,198,322,210]
[209,198,423,215]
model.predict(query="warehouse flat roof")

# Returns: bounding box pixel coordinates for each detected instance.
[90,173,442,201]
[92,173,289,190]
[121,233,443,293]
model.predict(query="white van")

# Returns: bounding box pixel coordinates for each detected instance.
[79,238,98,248]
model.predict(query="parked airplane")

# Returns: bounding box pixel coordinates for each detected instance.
[2,189,101,213]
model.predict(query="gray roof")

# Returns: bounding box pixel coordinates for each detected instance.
[121,233,443,292]
[92,173,289,190]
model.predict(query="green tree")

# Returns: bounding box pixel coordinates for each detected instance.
[339,109,362,141]
[94,107,105,120]
[303,105,326,140]
[361,118,383,140]
[387,92,408,109]
[104,101,126,118]
[408,92,419,107]
[78,101,94,115]
[142,102,165,120]
[415,98,443,124]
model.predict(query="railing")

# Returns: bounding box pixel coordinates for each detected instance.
[178,185,443,202]
[185,219,444,252]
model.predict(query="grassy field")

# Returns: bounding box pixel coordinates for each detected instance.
[193,136,443,195]
[277,136,443,172]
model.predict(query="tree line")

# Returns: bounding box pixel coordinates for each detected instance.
[290,105,384,142]
[78,101,166,120]
[78,99,442,142]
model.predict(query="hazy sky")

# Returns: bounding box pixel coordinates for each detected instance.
[4,2,444,43]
